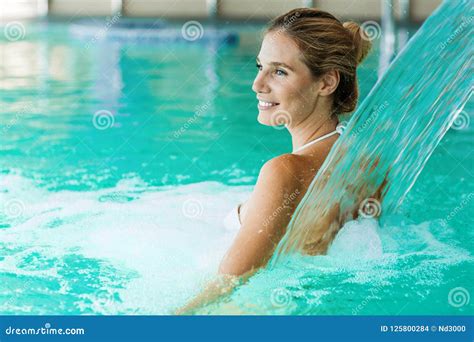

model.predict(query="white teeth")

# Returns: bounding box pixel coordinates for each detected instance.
[259,100,277,107]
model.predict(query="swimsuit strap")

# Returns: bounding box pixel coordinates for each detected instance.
[293,129,340,153]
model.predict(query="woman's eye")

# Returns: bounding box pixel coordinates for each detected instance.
[255,64,286,76]
[275,69,287,76]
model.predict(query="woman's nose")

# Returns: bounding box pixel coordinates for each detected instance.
[252,72,270,94]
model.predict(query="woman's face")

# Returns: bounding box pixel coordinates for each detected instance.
[252,30,322,128]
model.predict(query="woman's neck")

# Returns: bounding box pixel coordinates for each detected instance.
[288,112,339,152]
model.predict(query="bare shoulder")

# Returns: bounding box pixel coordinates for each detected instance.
[258,153,307,188]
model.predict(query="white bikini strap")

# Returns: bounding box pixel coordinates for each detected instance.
[293,130,339,153]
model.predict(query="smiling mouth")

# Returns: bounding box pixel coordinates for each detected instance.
[258,100,280,109]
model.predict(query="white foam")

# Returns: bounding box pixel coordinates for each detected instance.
[328,217,383,259]
[0,173,251,313]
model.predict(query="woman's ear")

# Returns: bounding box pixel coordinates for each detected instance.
[318,70,340,96]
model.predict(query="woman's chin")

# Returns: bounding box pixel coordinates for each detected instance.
[257,112,272,126]
[257,110,281,126]
[257,108,291,128]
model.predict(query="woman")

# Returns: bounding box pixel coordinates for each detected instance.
[177,8,371,314]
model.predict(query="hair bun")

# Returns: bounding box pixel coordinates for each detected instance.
[343,21,372,65]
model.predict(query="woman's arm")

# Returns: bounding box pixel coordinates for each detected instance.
[218,154,303,275]
[176,154,304,314]
[175,272,250,315]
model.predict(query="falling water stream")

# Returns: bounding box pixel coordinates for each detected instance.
[271,0,473,265]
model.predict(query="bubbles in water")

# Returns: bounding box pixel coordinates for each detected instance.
[327,218,383,259]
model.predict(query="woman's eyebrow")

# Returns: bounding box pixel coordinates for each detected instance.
[256,57,294,71]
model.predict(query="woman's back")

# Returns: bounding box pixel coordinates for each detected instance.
[238,132,340,244]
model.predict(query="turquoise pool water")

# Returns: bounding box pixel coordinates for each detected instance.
[0,19,472,315]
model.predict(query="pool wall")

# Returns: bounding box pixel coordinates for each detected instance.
[2,0,442,22]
